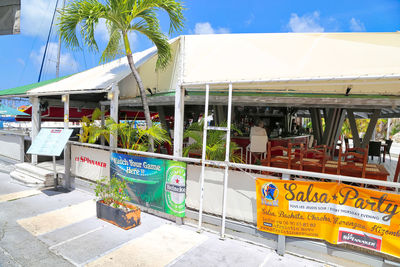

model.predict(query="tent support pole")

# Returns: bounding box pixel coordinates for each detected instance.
[173,85,185,225]
[220,83,233,239]
[53,156,58,190]
[277,173,290,255]
[198,84,210,232]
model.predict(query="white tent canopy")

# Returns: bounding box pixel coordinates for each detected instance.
[11,32,400,97]
[180,33,400,94]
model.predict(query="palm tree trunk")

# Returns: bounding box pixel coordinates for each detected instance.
[126,52,154,152]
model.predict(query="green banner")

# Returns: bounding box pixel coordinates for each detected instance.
[110,153,187,217]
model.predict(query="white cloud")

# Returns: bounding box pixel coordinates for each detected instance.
[288,12,324,33]
[30,42,78,73]
[349,18,366,32]
[21,0,57,38]
[245,14,255,26]
[194,22,230,35]
[17,58,25,66]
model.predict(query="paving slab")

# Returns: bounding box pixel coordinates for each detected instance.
[0,163,333,267]
[87,224,208,267]
[49,212,171,266]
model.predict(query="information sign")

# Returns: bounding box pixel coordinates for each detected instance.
[27,128,73,156]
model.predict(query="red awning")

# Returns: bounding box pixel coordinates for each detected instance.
[16,106,164,122]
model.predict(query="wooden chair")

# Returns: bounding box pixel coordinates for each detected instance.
[300,147,328,174]
[262,142,292,176]
[342,146,368,178]
[290,143,304,170]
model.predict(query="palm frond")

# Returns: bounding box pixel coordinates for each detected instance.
[100,22,123,62]
[58,0,107,52]
[129,20,170,69]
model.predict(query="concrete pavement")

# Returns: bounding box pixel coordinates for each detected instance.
[0,171,330,267]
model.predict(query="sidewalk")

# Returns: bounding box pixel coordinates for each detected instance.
[0,170,329,267]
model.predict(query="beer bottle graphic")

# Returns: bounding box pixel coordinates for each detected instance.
[165,161,186,217]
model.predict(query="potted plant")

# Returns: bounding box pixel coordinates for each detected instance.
[94,176,141,230]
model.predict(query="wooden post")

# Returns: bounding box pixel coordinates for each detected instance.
[346,110,361,148]
[30,96,40,165]
[157,106,168,132]
[109,84,119,149]
[361,109,381,148]
[63,94,72,189]
[100,105,105,146]
[310,108,323,145]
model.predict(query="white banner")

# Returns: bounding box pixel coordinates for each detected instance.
[288,201,390,226]
[71,145,110,181]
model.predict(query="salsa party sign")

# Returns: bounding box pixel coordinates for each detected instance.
[256,178,400,258]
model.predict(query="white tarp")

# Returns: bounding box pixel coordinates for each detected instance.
[71,145,110,182]
[25,32,400,96]
[27,46,158,95]
[180,33,400,94]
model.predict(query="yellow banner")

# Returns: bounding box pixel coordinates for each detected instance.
[256,178,400,258]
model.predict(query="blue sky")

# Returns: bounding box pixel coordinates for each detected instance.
[0,0,399,91]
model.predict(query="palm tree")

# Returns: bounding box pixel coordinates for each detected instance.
[90,117,171,151]
[58,0,184,150]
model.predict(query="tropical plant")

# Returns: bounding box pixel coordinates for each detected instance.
[91,118,171,151]
[58,0,185,150]
[78,108,103,143]
[94,176,131,210]
[390,118,400,137]
[183,120,243,163]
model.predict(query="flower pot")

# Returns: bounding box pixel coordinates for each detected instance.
[96,200,141,230]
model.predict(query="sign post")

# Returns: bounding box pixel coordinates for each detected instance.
[27,128,73,190]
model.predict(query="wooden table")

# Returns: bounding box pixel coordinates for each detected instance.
[262,157,390,182]
[325,161,389,181]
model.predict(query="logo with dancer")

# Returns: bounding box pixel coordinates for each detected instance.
[261,183,279,206]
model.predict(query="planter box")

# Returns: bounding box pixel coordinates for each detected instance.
[96,200,141,230]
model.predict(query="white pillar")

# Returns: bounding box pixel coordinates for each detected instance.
[173,86,185,157]
[30,96,40,165]
[109,84,119,148]
[63,94,72,189]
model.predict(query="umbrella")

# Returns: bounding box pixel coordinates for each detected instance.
[0,105,28,116]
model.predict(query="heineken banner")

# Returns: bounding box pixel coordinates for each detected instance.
[110,152,187,217]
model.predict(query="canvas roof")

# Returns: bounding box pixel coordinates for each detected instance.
[1,32,400,98]
[180,32,400,95]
